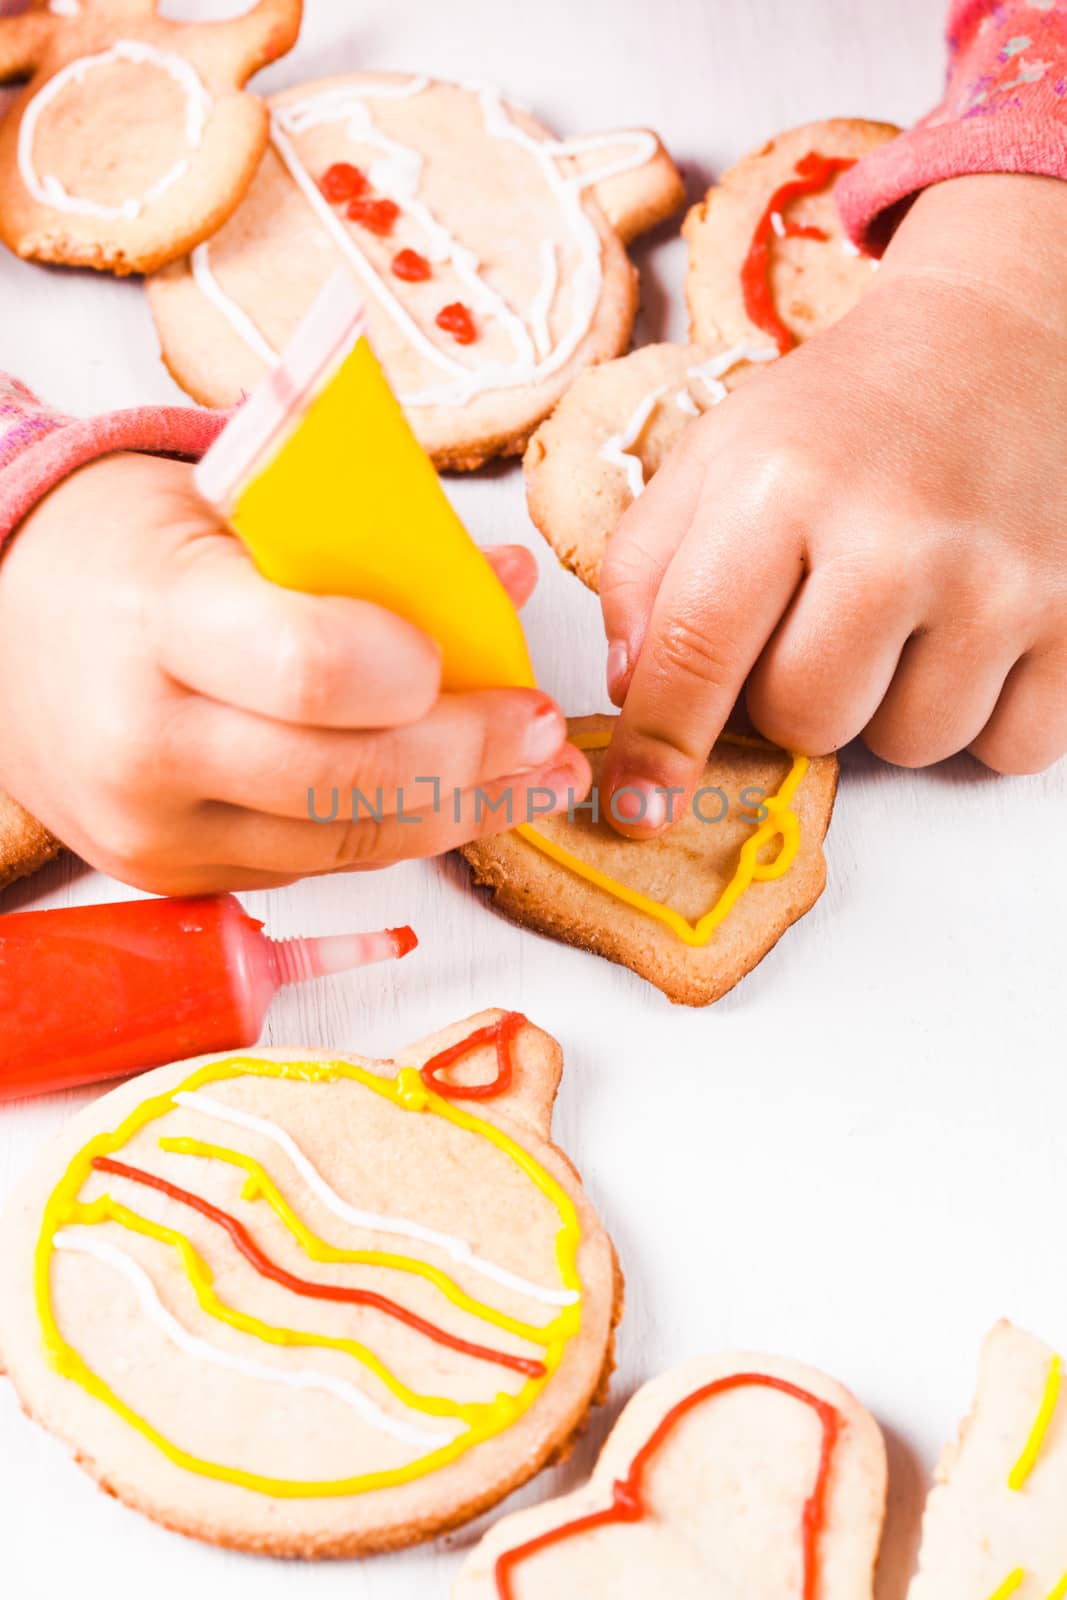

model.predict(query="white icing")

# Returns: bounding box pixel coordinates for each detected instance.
[48,0,80,14]
[600,343,779,499]
[600,383,670,500]
[18,40,211,221]
[197,76,660,409]
[174,1090,580,1309]
[53,1229,450,1450]
[769,209,787,239]
[191,242,279,367]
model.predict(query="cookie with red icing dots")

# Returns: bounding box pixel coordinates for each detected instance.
[147,72,684,470]
[0,0,302,275]
[454,1350,887,1598]
[0,1011,621,1555]
[684,118,899,354]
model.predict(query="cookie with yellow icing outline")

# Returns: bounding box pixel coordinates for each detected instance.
[0,787,59,892]
[455,1351,887,1597]
[460,715,838,1007]
[909,1322,1067,1600]
[524,338,776,592]
[147,72,684,470]
[0,1011,621,1555]
[0,0,302,275]
[684,118,899,353]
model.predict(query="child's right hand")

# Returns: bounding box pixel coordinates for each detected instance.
[0,451,587,895]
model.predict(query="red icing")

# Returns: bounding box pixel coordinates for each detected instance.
[347,196,400,236]
[420,1012,526,1101]
[494,1373,842,1599]
[436,302,478,345]
[320,162,368,203]
[392,248,433,282]
[389,925,419,959]
[92,1156,546,1380]
[739,151,857,355]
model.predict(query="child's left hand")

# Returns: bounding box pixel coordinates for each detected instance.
[598,172,1067,835]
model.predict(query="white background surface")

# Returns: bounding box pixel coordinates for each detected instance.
[2,1,1065,1596]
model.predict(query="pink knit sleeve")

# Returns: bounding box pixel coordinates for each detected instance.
[837,0,1067,253]
[0,372,228,550]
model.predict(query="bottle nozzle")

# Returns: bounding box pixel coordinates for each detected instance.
[271,926,418,988]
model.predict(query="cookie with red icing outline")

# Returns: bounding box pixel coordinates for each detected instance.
[147,72,684,469]
[684,118,899,354]
[454,1350,887,1598]
[0,1011,621,1555]
[0,0,302,275]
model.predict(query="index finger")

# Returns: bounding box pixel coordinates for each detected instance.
[601,474,805,837]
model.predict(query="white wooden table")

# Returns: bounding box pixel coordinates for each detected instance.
[2,2,1064,1595]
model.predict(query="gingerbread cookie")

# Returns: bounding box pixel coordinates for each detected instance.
[909,1323,1067,1600]
[455,1351,887,1597]
[0,787,59,892]
[0,1012,621,1554]
[460,715,838,1007]
[147,73,685,469]
[684,119,899,354]
[0,0,302,275]
[524,338,776,592]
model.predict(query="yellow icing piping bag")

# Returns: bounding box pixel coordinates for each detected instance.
[195,269,536,692]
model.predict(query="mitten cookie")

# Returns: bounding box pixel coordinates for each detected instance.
[524,339,776,592]
[0,1012,621,1555]
[460,715,838,1007]
[147,73,685,469]
[684,119,899,354]
[0,787,59,892]
[909,1323,1067,1600]
[0,0,302,274]
[455,1351,887,1598]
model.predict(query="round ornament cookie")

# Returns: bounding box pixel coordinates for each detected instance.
[684,118,900,355]
[0,1011,621,1555]
[455,1351,887,1598]
[0,0,302,275]
[147,73,685,469]
[460,715,838,1008]
[525,338,777,592]
[0,787,59,892]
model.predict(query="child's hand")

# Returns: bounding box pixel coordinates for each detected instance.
[0,453,587,894]
[600,173,1067,834]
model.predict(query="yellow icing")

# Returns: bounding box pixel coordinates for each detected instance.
[515,729,809,947]
[158,1136,556,1347]
[986,1577,1025,1600]
[35,1057,582,1498]
[1009,1355,1062,1491]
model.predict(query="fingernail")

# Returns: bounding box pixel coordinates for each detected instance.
[522,705,566,770]
[606,640,629,704]
[609,780,667,830]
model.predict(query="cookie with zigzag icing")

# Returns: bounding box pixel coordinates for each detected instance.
[0,1011,620,1554]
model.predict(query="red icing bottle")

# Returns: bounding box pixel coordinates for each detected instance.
[0,895,417,1101]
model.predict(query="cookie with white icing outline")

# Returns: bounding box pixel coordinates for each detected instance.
[460,715,838,1007]
[147,73,684,470]
[454,1351,887,1597]
[524,338,776,592]
[684,118,899,354]
[0,1011,621,1555]
[0,786,59,892]
[0,0,302,275]
[909,1322,1067,1600]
